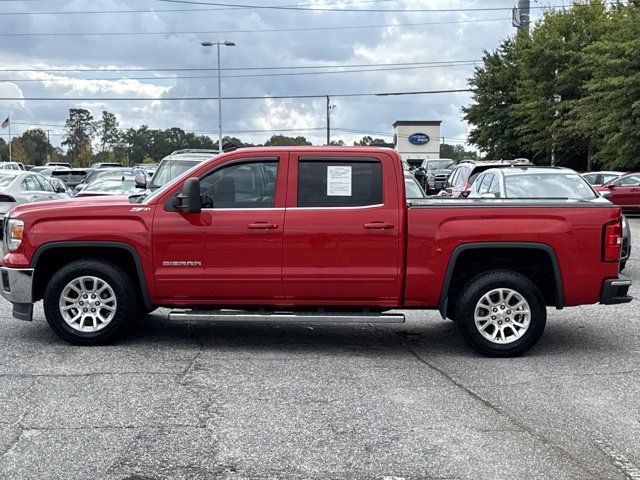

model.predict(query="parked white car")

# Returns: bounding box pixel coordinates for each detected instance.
[468,166,596,199]
[0,170,71,216]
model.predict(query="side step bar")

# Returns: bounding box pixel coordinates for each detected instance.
[168,310,405,324]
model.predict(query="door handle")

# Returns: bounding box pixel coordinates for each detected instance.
[247,222,278,230]
[363,222,395,230]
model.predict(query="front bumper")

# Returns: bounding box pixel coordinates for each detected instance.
[0,266,34,321]
[600,274,633,305]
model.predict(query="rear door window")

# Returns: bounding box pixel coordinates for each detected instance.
[35,175,54,192]
[21,175,40,191]
[488,175,501,196]
[297,158,383,207]
[479,173,494,193]
[613,175,640,187]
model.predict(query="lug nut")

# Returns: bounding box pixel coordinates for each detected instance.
[91,294,96,299]
[506,318,510,322]
[493,308,498,312]
[498,320,503,325]
[95,301,100,306]
[83,294,88,299]
[79,301,84,306]
[491,316,496,320]
[500,305,505,310]
[507,310,511,314]
[91,308,96,313]
[83,308,88,312]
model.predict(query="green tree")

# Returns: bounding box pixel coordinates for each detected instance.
[96,111,120,153]
[462,38,523,159]
[62,108,95,166]
[574,0,640,169]
[353,135,389,147]
[512,2,607,169]
[440,143,479,161]
[264,134,312,146]
[0,137,7,161]
[19,129,51,165]
[9,138,28,164]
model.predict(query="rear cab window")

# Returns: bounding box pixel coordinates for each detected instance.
[296,158,383,208]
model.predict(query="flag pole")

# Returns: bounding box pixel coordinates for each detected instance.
[8,115,11,162]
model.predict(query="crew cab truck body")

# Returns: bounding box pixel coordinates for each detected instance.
[0,147,632,356]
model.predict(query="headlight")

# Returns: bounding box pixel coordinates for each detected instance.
[6,218,24,251]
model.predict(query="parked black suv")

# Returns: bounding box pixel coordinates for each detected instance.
[412,159,455,194]
[439,158,534,198]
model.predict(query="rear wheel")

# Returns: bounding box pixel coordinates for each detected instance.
[454,270,546,357]
[44,259,138,345]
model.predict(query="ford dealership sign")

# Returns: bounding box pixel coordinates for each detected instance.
[408,132,430,145]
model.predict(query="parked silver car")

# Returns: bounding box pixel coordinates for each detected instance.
[0,170,71,216]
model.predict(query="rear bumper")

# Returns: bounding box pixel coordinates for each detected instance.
[0,266,34,321]
[599,274,633,305]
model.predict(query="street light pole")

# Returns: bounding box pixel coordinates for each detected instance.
[201,40,236,154]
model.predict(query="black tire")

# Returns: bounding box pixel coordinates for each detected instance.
[44,259,139,345]
[454,270,546,357]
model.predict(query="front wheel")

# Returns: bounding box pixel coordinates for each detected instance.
[44,259,138,345]
[454,270,546,357]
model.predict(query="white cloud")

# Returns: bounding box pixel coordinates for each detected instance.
[0,0,517,149]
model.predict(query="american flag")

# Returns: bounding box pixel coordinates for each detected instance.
[1,117,8,129]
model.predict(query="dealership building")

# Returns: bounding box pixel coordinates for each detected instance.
[393,120,442,163]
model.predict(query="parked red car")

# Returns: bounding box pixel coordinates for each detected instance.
[0,147,631,356]
[595,173,640,212]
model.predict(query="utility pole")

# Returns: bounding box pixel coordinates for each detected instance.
[326,96,335,145]
[8,116,11,162]
[512,0,530,33]
[201,40,236,154]
[45,129,52,162]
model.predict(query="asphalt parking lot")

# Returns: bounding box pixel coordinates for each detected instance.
[0,224,639,480]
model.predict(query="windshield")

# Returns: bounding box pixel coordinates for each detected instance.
[84,178,138,193]
[149,159,201,190]
[426,160,455,170]
[405,176,426,198]
[0,173,16,188]
[505,173,597,199]
[136,161,202,204]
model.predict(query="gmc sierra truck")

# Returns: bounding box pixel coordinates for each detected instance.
[0,147,632,356]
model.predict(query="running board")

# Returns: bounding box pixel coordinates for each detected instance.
[168,310,405,324]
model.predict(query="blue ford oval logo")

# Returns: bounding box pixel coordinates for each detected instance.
[409,132,430,145]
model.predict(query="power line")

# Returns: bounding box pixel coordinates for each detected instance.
[0,0,400,15]
[0,62,479,82]
[154,0,622,13]
[0,17,506,37]
[0,59,480,73]
[0,88,471,101]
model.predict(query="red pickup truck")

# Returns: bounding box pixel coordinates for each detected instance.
[0,147,632,356]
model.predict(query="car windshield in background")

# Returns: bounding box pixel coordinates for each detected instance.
[84,178,138,193]
[505,173,597,199]
[149,159,200,189]
[427,160,455,170]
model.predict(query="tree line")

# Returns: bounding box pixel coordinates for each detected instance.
[1,108,475,166]
[463,0,639,171]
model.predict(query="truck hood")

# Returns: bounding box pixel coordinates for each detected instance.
[8,195,138,218]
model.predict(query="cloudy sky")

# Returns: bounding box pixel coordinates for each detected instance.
[0,0,547,149]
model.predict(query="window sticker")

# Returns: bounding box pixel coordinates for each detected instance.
[327,165,352,196]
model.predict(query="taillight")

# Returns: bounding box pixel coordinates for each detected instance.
[602,219,623,262]
[0,195,15,203]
